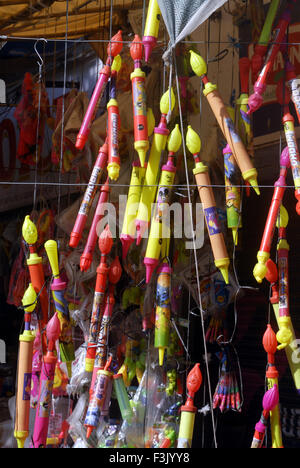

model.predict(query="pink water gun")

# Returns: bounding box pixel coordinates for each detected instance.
[32,313,60,448]
[75,30,123,151]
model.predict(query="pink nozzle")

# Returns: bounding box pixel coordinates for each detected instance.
[255,420,266,433]
[142,36,157,62]
[247,88,264,115]
[280,146,291,169]
[262,384,279,411]
[144,257,159,283]
[120,234,134,259]
[46,312,61,344]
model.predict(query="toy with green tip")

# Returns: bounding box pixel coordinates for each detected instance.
[154,264,172,366]
[44,240,75,378]
[107,55,122,181]
[186,125,230,284]
[135,88,176,245]
[144,124,181,283]
[189,49,259,195]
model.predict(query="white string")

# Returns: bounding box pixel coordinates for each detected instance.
[173,51,218,448]
[57,0,69,221]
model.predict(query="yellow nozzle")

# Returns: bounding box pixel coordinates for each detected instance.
[111,54,122,73]
[186,125,201,155]
[160,87,175,115]
[189,50,207,77]
[167,124,182,153]
[276,204,289,229]
[232,227,238,246]
[22,215,38,245]
[22,283,37,313]
[14,430,28,448]
[215,258,230,284]
[253,251,270,283]
[44,240,60,277]
[276,316,293,350]
[107,162,120,181]
[242,168,260,196]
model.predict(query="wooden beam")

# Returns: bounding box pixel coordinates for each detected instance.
[0,0,55,30]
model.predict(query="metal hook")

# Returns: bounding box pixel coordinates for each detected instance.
[34,38,47,69]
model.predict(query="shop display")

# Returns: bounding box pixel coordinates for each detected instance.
[0,0,300,451]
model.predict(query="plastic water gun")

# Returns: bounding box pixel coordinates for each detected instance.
[80,174,110,272]
[69,138,108,248]
[253,146,290,283]
[22,215,48,355]
[120,108,155,258]
[247,1,296,115]
[189,50,259,195]
[177,363,202,448]
[264,209,300,393]
[223,143,242,245]
[14,284,37,448]
[91,256,122,391]
[250,0,281,81]
[130,35,149,167]
[262,324,283,448]
[44,240,75,378]
[142,0,161,62]
[186,125,230,284]
[251,384,279,448]
[32,313,61,448]
[85,225,113,373]
[75,30,123,150]
[276,79,300,214]
[107,55,122,181]
[84,356,113,439]
[135,87,175,244]
[144,124,181,282]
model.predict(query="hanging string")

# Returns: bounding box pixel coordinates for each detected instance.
[33,38,47,212]
[173,51,218,448]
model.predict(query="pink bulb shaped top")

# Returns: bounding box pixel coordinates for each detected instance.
[98,224,113,255]
[109,256,122,284]
[280,146,291,169]
[262,384,279,412]
[46,312,61,343]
